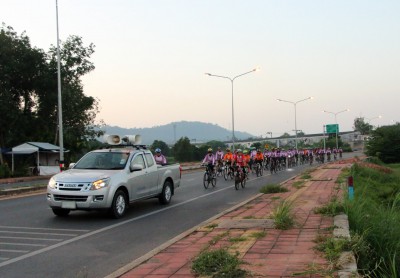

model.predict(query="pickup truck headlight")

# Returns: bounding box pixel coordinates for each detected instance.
[48,178,57,189]
[90,178,110,190]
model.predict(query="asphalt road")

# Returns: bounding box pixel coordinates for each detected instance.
[0,160,335,278]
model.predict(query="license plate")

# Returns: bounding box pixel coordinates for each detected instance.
[62,201,76,209]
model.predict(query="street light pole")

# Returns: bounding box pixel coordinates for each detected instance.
[277,97,313,150]
[323,109,350,149]
[206,68,259,151]
[56,0,64,168]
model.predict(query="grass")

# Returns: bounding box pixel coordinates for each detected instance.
[260,184,289,194]
[191,249,248,278]
[208,231,229,246]
[243,215,257,219]
[314,234,352,263]
[344,161,400,277]
[314,196,345,216]
[300,173,312,179]
[250,231,266,239]
[292,180,305,189]
[229,236,247,243]
[272,199,295,230]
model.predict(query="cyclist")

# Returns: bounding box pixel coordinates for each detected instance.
[202,148,216,174]
[223,148,234,173]
[243,149,251,174]
[254,149,264,170]
[154,148,167,165]
[215,147,224,161]
[215,147,224,173]
[232,149,247,176]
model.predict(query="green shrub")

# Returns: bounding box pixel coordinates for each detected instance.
[272,200,295,230]
[191,249,247,278]
[314,196,345,216]
[260,184,289,194]
[0,164,11,178]
[346,162,400,276]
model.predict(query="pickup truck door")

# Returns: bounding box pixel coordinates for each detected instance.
[127,154,149,200]
[143,153,159,196]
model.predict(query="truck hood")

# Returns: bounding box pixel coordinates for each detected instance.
[52,169,120,183]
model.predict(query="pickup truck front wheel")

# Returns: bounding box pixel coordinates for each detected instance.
[52,208,70,217]
[159,181,172,205]
[110,190,128,219]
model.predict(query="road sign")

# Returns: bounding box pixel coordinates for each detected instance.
[326,124,339,134]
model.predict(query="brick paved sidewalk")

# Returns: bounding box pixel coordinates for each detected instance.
[115,162,350,278]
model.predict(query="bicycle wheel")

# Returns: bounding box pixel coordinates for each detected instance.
[256,165,260,177]
[223,167,228,181]
[260,165,264,176]
[211,174,217,187]
[203,172,209,189]
[241,174,246,188]
[234,172,240,190]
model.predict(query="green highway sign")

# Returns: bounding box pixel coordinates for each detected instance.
[326,124,339,134]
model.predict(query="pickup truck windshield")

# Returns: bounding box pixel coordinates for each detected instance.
[73,152,130,170]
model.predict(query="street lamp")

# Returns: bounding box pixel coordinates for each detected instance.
[276,97,313,150]
[323,109,350,149]
[56,0,64,168]
[366,115,382,123]
[205,68,259,151]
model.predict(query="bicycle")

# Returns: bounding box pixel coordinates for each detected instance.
[254,161,263,177]
[215,160,224,177]
[234,166,246,190]
[202,164,216,189]
[270,158,277,174]
[223,161,234,181]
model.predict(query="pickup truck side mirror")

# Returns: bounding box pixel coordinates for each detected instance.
[69,163,76,169]
[130,164,143,172]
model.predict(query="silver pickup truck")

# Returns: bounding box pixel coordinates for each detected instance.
[47,145,181,218]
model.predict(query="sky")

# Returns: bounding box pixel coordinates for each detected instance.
[1,0,399,138]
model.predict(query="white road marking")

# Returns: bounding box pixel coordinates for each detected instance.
[0,242,47,247]
[0,249,29,253]
[0,236,62,242]
[0,226,90,232]
[0,231,77,237]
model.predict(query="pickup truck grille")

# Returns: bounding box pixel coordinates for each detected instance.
[58,183,90,191]
[54,195,88,202]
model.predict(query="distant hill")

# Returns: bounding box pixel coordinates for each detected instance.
[102,121,254,145]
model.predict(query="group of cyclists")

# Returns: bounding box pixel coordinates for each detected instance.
[202,145,344,180]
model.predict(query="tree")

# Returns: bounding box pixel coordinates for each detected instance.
[280,132,291,138]
[151,140,170,156]
[353,117,372,135]
[0,24,104,166]
[0,24,47,164]
[205,140,226,151]
[365,124,400,163]
[45,35,103,156]
[172,137,194,162]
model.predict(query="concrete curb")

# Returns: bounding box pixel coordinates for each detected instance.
[334,214,359,277]
[0,185,47,196]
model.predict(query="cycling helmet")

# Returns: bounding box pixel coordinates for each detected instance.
[155,148,161,153]
[243,150,248,154]
[257,149,261,152]
[207,148,212,152]
[226,148,231,152]
[237,149,242,153]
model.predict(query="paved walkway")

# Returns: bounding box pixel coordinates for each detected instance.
[110,160,353,278]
